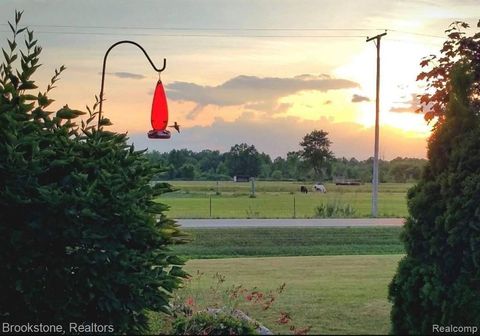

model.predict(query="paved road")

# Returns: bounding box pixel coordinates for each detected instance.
[177,218,404,228]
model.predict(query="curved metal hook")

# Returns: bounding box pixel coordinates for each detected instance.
[98,40,166,127]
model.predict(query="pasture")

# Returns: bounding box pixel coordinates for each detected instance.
[158,181,412,218]
[149,255,403,335]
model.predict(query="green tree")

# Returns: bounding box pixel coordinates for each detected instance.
[225,143,261,177]
[389,20,480,334]
[285,151,301,179]
[196,149,222,174]
[299,130,334,180]
[0,12,186,333]
[179,163,196,180]
[271,170,283,180]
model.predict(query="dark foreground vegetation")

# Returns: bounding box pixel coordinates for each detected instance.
[389,20,480,333]
[0,12,185,334]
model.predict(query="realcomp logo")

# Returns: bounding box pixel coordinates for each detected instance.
[433,324,478,334]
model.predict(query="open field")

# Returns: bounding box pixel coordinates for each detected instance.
[165,180,413,194]
[149,255,402,335]
[158,181,412,218]
[173,227,404,259]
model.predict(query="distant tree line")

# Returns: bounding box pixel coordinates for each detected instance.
[145,143,426,183]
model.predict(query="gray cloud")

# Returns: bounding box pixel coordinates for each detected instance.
[294,73,331,80]
[107,72,146,80]
[351,94,370,103]
[390,106,414,113]
[244,101,292,114]
[186,103,206,120]
[390,94,426,113]
[166,74,360,117]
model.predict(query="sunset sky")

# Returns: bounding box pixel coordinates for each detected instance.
[1,0,478,159]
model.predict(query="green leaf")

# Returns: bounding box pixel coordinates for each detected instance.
[169,266,189,278]
[23,94,37,101]
[32,107,52,119]
[99,117,112,126]
[8,39,16,51]
[2,48,10,63]
[8,74,19,88]
[8,22,15,34]
[56,105,86,119]
[56,108,76,119]
[26,39,37,49]
[38,93,54,107]
[18,81,37,90]
[15,10,23,25]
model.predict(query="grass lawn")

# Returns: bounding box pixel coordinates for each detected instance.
[173,227,404,259]
[149,255,402,335]
[160,188,409,218]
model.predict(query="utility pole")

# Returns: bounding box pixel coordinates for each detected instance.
[366,31,386,218]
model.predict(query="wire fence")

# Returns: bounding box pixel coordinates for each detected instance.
[161,193,408,219]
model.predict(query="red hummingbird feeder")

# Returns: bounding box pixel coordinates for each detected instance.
[98,40,178,139]
[147,79,171,139]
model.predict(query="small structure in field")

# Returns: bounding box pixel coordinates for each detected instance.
[334,178,362,186]
[233,175,250,182]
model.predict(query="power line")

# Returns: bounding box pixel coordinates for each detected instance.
[0,23,447,39]
[0,23,448,40]
[387,38,442,46]
[0,30,368,38]
[0,25,447,42]
[387,29,444,39]
[0,23,385,32]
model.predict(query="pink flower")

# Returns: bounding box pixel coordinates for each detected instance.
[185,297,195,306]
[276,312,291,324]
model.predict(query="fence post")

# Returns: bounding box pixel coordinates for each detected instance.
[209,195,212,218]
[293,196,296,218]
[250,177,256,197]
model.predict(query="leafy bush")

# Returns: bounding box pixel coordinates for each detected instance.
[389,21,480,333]
[314,201,356,218]
[172,311,259,336]
[156,271,311,335]
[0,12,187,334]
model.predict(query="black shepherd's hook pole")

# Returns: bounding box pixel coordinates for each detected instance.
[98,40,166,128]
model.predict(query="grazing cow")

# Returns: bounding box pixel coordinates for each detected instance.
[313,183,327,193]
[300,185,308,194]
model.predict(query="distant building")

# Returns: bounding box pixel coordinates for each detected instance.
[233,175,250,182]
[334,177,362,185]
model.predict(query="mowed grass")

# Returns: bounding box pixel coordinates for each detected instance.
[173,227,404,259]
[158,181,411,218]
[149,255,402,335]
